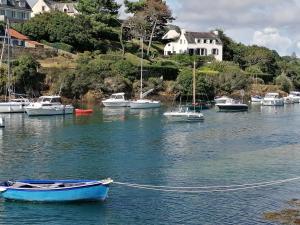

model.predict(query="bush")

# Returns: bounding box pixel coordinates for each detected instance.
[276,73,293,93]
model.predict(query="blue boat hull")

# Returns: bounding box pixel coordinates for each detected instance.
[0,179,111,202]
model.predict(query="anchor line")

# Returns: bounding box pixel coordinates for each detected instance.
[113,176,300,193]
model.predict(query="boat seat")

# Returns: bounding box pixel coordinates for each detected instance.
[11,182,42,188]
[47,183,65,188]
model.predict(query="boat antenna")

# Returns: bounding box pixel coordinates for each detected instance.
[140,37,143,99]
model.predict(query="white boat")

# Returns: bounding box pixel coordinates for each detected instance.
[163,61,204,121]
[262,92,284,106]
[0,21,30,113]
[285,91,300,103]
[283,96,294,104]
[0,98,30,113]
[216,98,248,112]
[164,106,204,121]
[251,95,263,103]
[102,93,130,107]
[214,96,231,104]
[129,37,160,109]
[25,96,74,116]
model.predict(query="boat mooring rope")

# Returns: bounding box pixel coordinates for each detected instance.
[114,176,300,193]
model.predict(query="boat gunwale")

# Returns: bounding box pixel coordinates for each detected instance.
[2,180,112,192]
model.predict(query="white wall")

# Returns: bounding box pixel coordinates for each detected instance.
[164,29,223,61]
[31,0,50,17]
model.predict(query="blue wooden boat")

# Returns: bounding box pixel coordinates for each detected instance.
[0,178,113,202]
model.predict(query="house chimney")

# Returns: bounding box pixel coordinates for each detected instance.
[212,30,219,36]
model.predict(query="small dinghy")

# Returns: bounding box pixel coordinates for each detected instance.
[75,109,93,115]
[0,178,112,202]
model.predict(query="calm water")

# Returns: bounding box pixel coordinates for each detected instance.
[1,104,300,224]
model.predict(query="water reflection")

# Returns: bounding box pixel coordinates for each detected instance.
[102,107,128,122]
[129,108,161,120]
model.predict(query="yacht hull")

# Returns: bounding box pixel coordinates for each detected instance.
[102,101,129,107]
[216,104,248,112]
[25,105,74,116]
[0,102,29,113]
[164,112,204,121]
[130,100,161,109]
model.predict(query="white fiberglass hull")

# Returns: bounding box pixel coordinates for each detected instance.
[130,99,161,109]
[164,111,204,121]
[262,99,284,106]
[0,102,30,113]
[102,100,129,107]
[25,105,74,116]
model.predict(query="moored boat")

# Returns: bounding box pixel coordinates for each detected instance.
[0,178,113,202]
[216,98,248,112]
[25,96,74,116]
[75,109,93,114]
[0,98,30,113]
[251,95,263,104]
[262,93,284,106]
[102,93,130,107]
[164,106,204,121]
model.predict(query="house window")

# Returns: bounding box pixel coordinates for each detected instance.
[168,43,171,46]
[42,6,45,11]
[204,39,207,44]
[180,39,182,44]
[210,39,213,44]
[12,10,16,18]
[200,48,207,56]
[64,8,67,13]
[197,39,200,43]
[212,49,219,55]
[0,9,4,15]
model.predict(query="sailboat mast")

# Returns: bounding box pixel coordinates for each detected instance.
[140,37,143,99]
[193,60,196,107]
[7,20,11,101]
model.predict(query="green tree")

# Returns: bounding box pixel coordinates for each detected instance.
[13,55,45,96]
[124,0,174,55]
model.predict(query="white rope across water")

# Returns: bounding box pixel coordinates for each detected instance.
[114,176,300,193]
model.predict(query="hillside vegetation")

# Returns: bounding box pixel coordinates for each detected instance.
[1,0,299,102]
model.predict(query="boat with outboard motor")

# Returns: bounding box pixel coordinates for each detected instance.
[216,98,248,112]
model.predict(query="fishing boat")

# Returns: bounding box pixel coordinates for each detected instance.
[25,96,74,116]
[164,61,204,121]
[130,38,160,109]
[0,178,113,202]
[75,108,93,115]
[102,93,130,107]
[0,21,30,113]
[216,98,248,112]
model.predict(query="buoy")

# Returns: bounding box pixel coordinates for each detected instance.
[0,117,5,128]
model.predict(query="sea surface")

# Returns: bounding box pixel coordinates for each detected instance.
[0,104,300,224]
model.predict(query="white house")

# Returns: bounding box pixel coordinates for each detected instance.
[164,29,223,61]
[0,0,31,23]
[31,0,78,17]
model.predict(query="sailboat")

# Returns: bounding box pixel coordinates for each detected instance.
[163,60,204,121]
[129,37,161,109]
[0,20,30,113]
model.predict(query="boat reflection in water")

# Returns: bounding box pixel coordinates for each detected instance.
[102,107,127,122]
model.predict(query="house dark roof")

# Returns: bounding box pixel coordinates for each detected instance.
[185,31,222,44]
[44,0,77,13]
[1,0,32,11]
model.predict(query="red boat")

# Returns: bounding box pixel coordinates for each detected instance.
[75,109,93,115]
